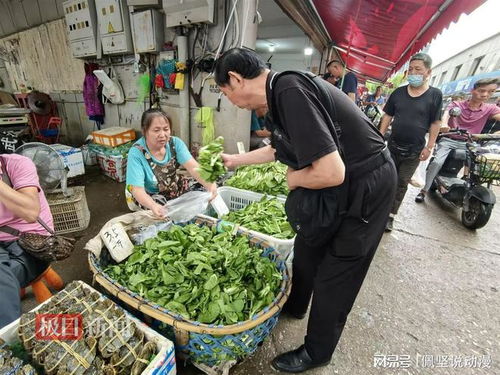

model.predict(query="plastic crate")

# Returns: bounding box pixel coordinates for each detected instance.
[92,127,136,147]
[46,186,90,235]
[95,151,127,182]
[201,186,295,259]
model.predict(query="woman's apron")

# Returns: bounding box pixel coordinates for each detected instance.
[126,139,190,211]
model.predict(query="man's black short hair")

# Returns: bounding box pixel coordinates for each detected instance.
[410,53,432,69]
[326,60,342,68]
[473,77,499,89]
[214,48,266,86]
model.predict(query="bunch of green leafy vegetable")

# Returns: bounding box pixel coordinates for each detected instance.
[222,197,294,239]
[225,162,288,195]
[196,136,227,182]
[104,224,282,325]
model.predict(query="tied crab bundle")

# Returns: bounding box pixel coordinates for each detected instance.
[17,282,158,375]
[0,340,39,375]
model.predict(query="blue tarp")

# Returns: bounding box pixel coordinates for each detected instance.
[439,70,500,96]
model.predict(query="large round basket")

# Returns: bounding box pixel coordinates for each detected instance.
[88,216,291,368]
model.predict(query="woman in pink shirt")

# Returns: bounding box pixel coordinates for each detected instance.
[0,154,54,328]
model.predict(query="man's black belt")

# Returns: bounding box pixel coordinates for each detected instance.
[349,147,392,180]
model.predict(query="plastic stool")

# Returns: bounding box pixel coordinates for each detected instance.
[20,267,64,303]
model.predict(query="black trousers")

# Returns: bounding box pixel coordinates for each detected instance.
[285,160,397,362]
[389,150,421,215]
[0,241,49,328]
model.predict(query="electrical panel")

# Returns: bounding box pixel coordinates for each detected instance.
[162,0,215,27]
[95,0,133,54]
[132,10,164,53]
[127,0,162,6]
[63,0,98,58]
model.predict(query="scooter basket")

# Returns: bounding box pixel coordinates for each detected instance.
[474,154,500,183]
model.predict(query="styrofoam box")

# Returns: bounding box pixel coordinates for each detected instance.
[0,280,176,375]
[52,144,85,178]
[94,152,127,182]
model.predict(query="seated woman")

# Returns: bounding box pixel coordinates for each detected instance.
[250,107,272,150]
[126,108,217,218]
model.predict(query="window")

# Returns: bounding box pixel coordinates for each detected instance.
[451,65,462,81]
[430,76,436,86]
[438,71,447,86]
[469,55,484,76]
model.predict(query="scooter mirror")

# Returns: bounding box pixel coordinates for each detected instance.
[449,107,462,117]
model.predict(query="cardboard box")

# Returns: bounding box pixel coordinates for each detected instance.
[0,281,176,375]
[52,144,85,177]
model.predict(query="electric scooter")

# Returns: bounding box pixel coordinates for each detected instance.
[429,129,500,229]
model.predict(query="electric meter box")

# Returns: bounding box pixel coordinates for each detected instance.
[63,0,98,58]
[162,0,215,27]
[132,9,164,53]
[95,0,133,55]
[127,0,162,6]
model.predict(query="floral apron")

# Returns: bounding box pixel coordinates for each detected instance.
[126,139,190,211]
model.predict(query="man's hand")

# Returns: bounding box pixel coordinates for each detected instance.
[221,153,238,169]
[420,147,432,161]
[286,167,297,191]
[440,126,450,133]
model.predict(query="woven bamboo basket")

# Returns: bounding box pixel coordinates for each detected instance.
[88,216,291,368]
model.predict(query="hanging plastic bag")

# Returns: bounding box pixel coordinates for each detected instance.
[165,191,211,223]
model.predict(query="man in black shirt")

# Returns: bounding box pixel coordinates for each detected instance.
[327,60,358,102]
[380,53,443,231]
[215,48,396,373]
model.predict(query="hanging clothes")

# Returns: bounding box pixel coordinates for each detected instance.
[83,63,105,129]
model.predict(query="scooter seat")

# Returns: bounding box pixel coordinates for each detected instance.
[437,176,464,188]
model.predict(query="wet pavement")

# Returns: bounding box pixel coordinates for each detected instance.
[22,169,499,375]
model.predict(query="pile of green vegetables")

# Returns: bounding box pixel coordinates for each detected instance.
[225,162,288,196]
[196,136,227,182]
[104,224,282,325]
[222,197,294,240]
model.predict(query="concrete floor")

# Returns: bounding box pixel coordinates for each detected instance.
[22,167,500,375]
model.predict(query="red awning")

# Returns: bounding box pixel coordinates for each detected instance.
[312,0,485,82]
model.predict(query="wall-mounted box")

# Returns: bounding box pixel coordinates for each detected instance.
[63,0,98,58]
[127,0,162,6]
[70,38,98,58]
[162,0,215,27]
[132,9,164,53]
[95,0,133,54]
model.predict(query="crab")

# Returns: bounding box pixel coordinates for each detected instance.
[18,313,38,351]
[0,356,23,375]
[130,341,157,375]
[110,328,145,370]
[97,310,134,358]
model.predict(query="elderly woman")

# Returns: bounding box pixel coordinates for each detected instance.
[126,108,217,218]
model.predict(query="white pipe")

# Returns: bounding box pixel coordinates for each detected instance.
[177,34,190,144]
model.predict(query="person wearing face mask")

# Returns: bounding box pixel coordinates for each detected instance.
[379,53,443,231]
[125,108,217,218]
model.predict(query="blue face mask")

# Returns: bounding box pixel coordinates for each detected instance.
[407,74,425,87]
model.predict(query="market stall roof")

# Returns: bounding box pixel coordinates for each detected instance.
[308,0,485,82]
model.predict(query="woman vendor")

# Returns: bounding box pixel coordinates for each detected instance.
[126,108,217,218]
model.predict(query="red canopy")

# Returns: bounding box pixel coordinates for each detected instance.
[312,0,485,82]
